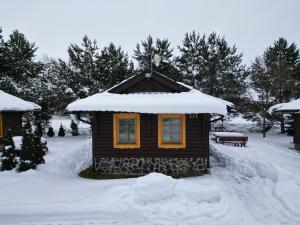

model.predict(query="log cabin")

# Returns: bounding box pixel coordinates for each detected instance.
[66,70,233,175]
[269,99,300,150]
[0,90,41,145]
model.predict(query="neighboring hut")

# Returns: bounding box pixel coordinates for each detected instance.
[0,90,41,145]
[66,70,233,176]
[269,99,300,150]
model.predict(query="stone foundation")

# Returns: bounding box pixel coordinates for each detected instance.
[94,157,207,175]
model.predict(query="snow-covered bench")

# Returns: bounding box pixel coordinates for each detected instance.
[211,132,248,147]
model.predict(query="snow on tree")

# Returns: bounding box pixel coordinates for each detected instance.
[70,120,79,136]
[134,35,180,80]
[176,31,248,108]
[264,38,300,133]
[97,43,132,89]
[17,126,35,172]
[0,129,17,171]
[32,128,47,165]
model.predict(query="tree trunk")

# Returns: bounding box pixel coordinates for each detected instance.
[280,114,285,134]
[262,113,266,138]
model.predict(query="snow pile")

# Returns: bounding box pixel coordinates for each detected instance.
[132,173,176,204]
[225,116,259,133]
[269,98,300,113]
[211,142,278,181]
[210,133,300,223]
[66,89,232,115]
[0,90,41,111]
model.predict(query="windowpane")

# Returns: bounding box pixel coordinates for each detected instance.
[162,118,180,143]
[118,118,136,144]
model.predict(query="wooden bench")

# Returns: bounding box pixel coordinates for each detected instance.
[211,132,248,147]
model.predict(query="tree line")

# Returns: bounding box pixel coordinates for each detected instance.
[0,27,299,135]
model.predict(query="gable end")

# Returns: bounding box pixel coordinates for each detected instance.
[108,70,190,94]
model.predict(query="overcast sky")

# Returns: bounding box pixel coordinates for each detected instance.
[1,0,299,65]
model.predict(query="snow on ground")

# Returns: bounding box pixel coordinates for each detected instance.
[211,129,300,225]
[50,115,91,135]
[0,116,300,225]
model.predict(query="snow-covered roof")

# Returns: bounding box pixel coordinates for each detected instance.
[269,99,300,113]
[66,87,234,115]
[0,90,41,112]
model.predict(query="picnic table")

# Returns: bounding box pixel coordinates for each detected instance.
[211,132,248,147]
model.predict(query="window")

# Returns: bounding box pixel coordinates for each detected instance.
[0,113,2,138]
[113,113,140,148]
[158,114,186,148]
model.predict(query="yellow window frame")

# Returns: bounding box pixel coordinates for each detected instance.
[0,113,2,138]
[158,114,186,149]
[113,113,140,149]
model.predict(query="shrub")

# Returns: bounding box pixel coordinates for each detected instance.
[0,129,17,171]
[58,124,65,137]
[47,126,55,137]
[70,120,79,136]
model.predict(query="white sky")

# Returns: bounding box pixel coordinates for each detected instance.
[1,0,299,65]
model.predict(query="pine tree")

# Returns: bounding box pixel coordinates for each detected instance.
[133,36,180,80]
[0,29,43,96]
[47,126,55,137]
[70,120,79,136]
[0,129,17,171]
[17,127,35,172]
[176,31,203,87]
[250,57,274,137]
[177,31,248,107]
[96,43,132,89]
[58,124,65,137]
[67,35,100,97]
[264,38,300,133]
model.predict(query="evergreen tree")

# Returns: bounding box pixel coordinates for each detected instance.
[0,129,16,171]
[32,128,46,166]
[67,35,100,97]
[58,124,65,137]
[47,126,55,137]
[264,38,300,133]
[176,31,203,87]
[70,120,79,136]
[96,43,132,89]
[17,126,35,172]
[134,36,180,80]
[33,101,52,133]
[177,31,248,107]
[250,57,274,137]
[285,115,294,136]
[23,120,32,133]
[0,30,43,96]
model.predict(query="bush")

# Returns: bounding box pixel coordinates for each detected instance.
[0,129,17,171]
[47,126,55,137]
[58,124,65,137]
[32,128,47,165]
[70,120,79,136]
[17,129,35,172]
[35,121,43,137]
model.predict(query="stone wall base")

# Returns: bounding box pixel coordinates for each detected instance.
[94,157,207,175]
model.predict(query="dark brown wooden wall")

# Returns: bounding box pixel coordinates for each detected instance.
[91,112,209,158]
[294,113,300,149]
[121,79,177,93]
[0,112,23,143]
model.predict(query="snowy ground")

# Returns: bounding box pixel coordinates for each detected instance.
[0,117,300,225]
